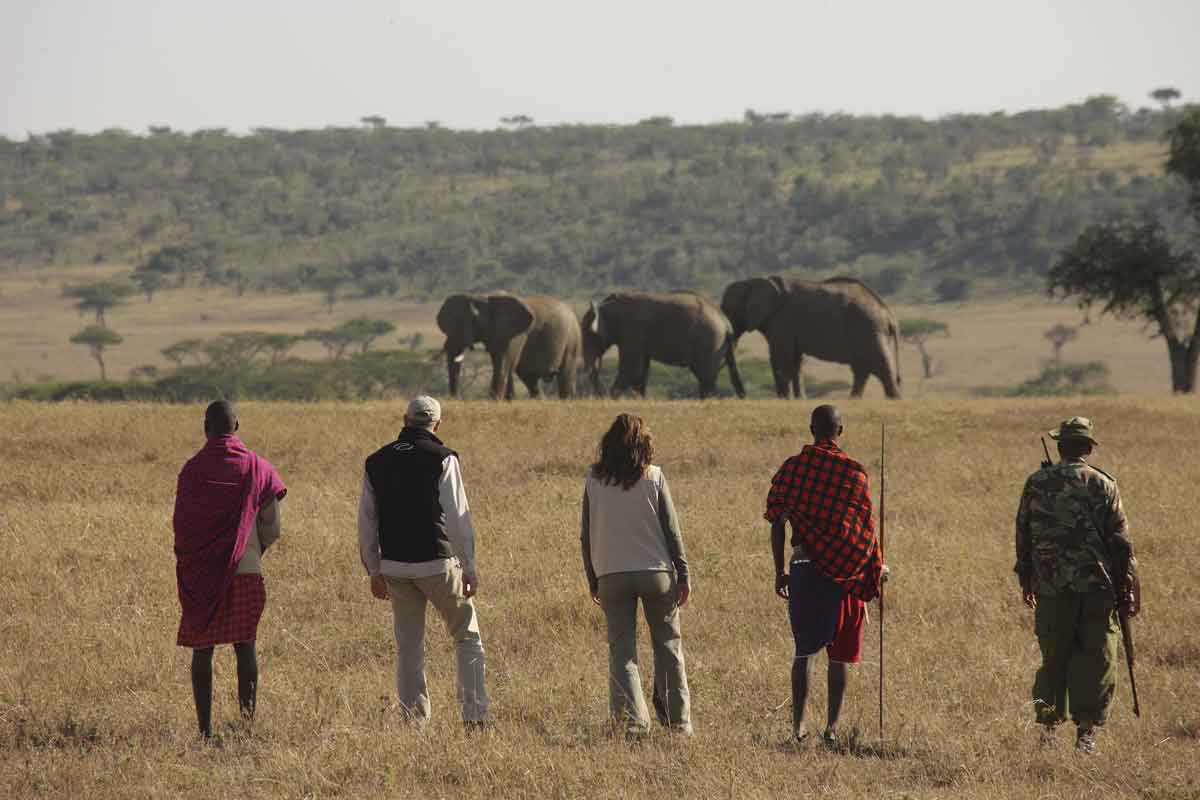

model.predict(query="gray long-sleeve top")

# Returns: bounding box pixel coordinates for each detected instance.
[581,465,689,594]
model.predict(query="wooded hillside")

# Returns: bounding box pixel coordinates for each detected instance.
[1,96,1193,301]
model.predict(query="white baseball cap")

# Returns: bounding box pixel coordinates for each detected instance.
[406,395,442,425]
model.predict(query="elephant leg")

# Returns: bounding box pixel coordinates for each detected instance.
[489,353,507,400]
[557,362,576,399]
[520,372,541,399]
[611,351,634,397]
[638,356,652,396]
[794,353,806,400]
[877,358,902,399]
[850,366,868,398]
[505,374,516,400]
[768,340,795,398]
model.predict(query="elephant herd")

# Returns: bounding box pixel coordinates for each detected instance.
[435,276,902,401]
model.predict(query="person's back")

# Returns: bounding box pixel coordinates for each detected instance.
[358,395,488,728]
[765,404,881,748]
[173,401,287,740]
[1014,416,1138,755]
[584,464,673,579]
[1019,460,1123,596]
[580,414,692,737]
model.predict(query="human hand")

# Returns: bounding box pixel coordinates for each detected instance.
[370,575,390,600]
[1022,590,1036,609]
[591,593,601,607]
[1122,578,1141,618]
[463,573,478,599]
[775,573,789,600]
[677,582,690,607]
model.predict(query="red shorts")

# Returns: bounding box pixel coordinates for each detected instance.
[177,574,266,649]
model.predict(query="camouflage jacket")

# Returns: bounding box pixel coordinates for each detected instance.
[1014,459,1136,596]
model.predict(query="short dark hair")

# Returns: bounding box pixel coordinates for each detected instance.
[810,404,842,440]
[1057,439,1092,460]
[204,400,237,437]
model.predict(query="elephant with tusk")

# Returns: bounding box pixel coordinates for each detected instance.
[720,276,902,399]
[580,292,745,399]
[436,293,580,400]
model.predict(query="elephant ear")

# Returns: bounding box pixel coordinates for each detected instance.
[436,294,467,335]
[744,276,785,331]
[481,295,535,343]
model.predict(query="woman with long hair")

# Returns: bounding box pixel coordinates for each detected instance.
[581,413,692,737]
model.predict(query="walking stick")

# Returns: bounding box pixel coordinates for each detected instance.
[879,422,886,745]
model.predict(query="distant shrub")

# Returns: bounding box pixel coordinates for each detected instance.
[872,266,910,297]
[974,360,1114,397]
[933,276,972,303]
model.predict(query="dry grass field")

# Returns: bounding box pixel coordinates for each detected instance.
[0,264,1176,398]
[1,398,1197,799]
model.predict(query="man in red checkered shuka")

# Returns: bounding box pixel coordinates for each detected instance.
[765,405,883,750]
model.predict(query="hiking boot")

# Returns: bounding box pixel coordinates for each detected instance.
[1075,726,1098,755]
[1038,725,1059,749]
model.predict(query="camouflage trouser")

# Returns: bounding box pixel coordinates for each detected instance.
[1032,589,1119,728]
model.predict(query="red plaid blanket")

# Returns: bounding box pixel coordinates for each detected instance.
[765,441,882,601]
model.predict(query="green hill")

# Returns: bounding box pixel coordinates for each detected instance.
[0,96,1191,301]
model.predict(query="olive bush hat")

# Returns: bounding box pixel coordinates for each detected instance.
[1048,416,1099,446]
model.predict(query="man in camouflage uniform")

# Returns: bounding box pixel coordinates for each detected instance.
[1015,417,1139,754]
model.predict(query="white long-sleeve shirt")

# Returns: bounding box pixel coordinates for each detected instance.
[358,455,478,578]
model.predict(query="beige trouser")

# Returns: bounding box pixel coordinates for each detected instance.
[597,570,691,735]
[386,564,488,723]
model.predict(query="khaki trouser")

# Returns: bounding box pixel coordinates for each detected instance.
[1033,589,1119,728]
[386,564,488,723]
[597,570,691,735]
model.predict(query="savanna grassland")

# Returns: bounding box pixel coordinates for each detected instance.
[1,398,1197,799]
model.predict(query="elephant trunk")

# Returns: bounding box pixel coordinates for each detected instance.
[587,356,603,397]
[446,351,464,397]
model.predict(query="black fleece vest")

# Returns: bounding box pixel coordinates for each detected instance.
[365,427,457,564]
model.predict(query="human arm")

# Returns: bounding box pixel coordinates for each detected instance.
[656,473,689,605]
[1105,483,1139,617]
[440,456,478,597]
[257,497,282,553]
[357,472,389,600]
[771,517,789,599]
[1014,479,1036,608]
[581,487,600,604]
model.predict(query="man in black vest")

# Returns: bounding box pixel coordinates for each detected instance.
[358,395,489,726]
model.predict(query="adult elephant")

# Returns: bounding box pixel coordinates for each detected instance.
[436,293,580,399]
[721,276,901,398]
[581,292,746,399]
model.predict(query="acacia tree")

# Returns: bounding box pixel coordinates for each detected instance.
[1043,323,1078,362]
[131,269,165,302]
[71,325,123,380]
[1150,87,1181,110]
[899,318,949,378]
[1167,106,1200,217]
[62,280,134,325]
[1049,220,1199,392]
[339,318,396,353]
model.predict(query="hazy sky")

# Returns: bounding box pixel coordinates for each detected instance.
[2,0,1196,137]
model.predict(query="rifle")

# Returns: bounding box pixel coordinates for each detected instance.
[878,422,886,743]
[1037,438,1140,717]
